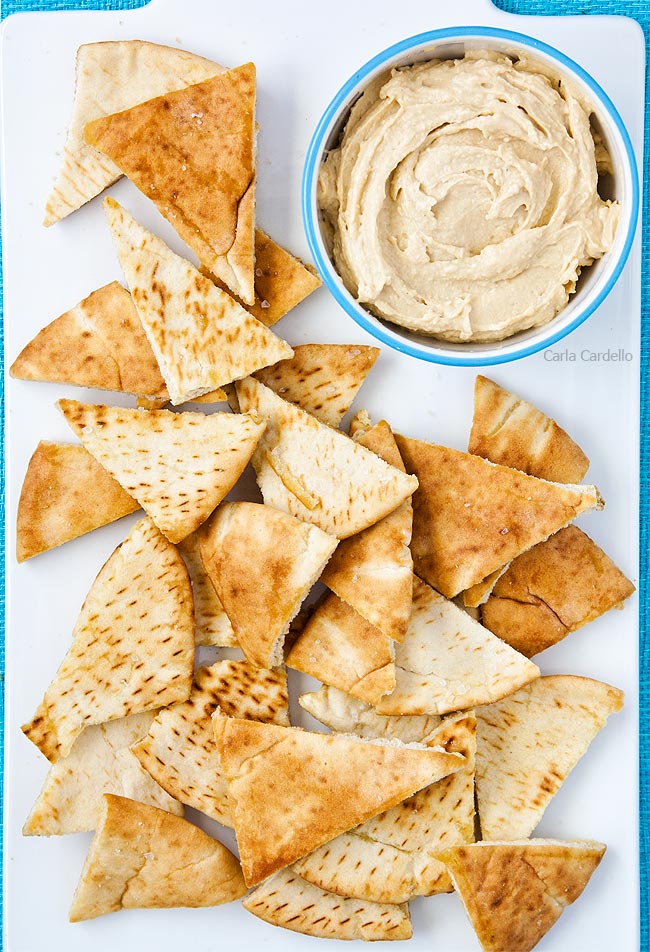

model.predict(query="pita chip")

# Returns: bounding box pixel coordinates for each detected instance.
[23,711,182,836]
[58,400,265,543]
[22,517,194,762]
[481,526,636,656]
[213,713,465,885]
[469,375,590,483]
[200,502,337,667]
[69,795,246,921]
[243,868,412,941]
[105,199,293,404]
[299,685,443,742]
[237,377,418,538]
[462,566,510,609]
[475,675,623,841]
[132,660,288,826]
[436,840,606,952]
[178,530,235,647]
[395,434,602,598]
[16,441,139,562]
[375,577,539,716]
[86,64,257,304]
[287,593,395,705]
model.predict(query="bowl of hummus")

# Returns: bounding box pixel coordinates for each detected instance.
[302,27,639,365]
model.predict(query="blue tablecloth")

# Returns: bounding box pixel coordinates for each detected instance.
[1,0,647,948]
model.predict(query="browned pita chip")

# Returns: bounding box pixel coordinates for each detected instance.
[462,566,510,608]
[177,530,235,647]
[69,795,246,921]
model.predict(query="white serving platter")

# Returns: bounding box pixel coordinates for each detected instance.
[0,0,643,949]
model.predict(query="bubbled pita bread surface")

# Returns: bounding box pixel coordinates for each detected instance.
[104,199,293,405]
[236,377,418,538]
[59,400,265,543]
[243,868,412,941]
[132,660,288,826]
[69,795,246,921]
[16,441,139,562]
[23,712,182,836]
[436,840,606,952]
[213,713,465,886]
[22,517,194,762]
[375,576,539,716]
[177,530,235,647]
[299,685,442,742]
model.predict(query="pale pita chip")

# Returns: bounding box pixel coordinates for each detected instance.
[58,400,265,543]
[436,840,606,952]
[395,434,602,598]
[44,41,224,225]
[299,685,442,742]
[243,868,412,941]
[200,502,338,667]
[469,375,590,483]
[104,199,293,404]
[480,526,636,656]
[286,593,395,706]
[213,713,465,886]
[178,530,235,647]
[69,795,246,921]
[22,517,194,762]
[86,65,257,304]
[237,377,418,538]
[132,660,288,826]
[16,441,139,562]
[461,565,510,608]
[475,675,623,841]
[23,712,182,836]
[375,577,539,716]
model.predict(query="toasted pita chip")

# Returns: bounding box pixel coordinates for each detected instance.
[243,868,412,941]
[461,566,510,608]
[395,435,602,598]
[436,840,606,952]
[375,577,539,716]
[237,377,418,538]
[299,686,443,742]
[105,199,293,404]
[200,502,337,667]
[86,65,257,304]
[22,517,194,762]
[132,661,288,826]
[480,526,636,657]
[177,531,235,647]
[69,795,246,921]
[213,713,465,886]
[469,375,590,483]
[59,400,265,543]
[475,675,623,841]
[23,712,182,836]
[16,441,139,562]
[287,593,395,705]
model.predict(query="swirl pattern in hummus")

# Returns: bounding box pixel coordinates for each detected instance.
[319,52,620,343]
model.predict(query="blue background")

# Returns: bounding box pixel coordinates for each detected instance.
[1,0,647,948]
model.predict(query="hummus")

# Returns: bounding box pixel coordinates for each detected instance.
[319,51,620,342]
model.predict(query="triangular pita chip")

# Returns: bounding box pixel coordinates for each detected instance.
[375,577,539,716]
[132,660,288,825]
[462,565,510,608]
[10,282,167,399]
[86,65,257,304]
[69,795,246,921]
[480,526,636,657]
[286,593,395,705]
[436,840,606,952]
[237,377,418,538]
[243,868,412,941]
[200,502,338,667]
[59,400,265,543]
[213,713,465,885]
[395,434,602,598]
[16,441,139,562]
[104,199,293,404]
[469,375,590,483]
[299,685,443,742]
[23,712,183,836]
[44,40,224,225]
[294,713,476,903]
[178,530,235,647]
[22,517,194,762]
[475,675,623,841]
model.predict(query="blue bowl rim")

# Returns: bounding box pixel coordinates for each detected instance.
[301,25,640,367]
